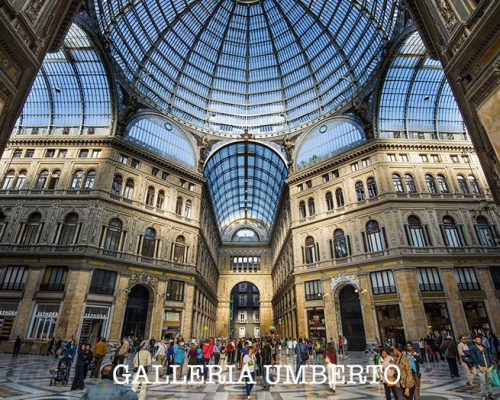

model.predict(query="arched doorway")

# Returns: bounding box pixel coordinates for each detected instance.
[121,285,150,339]
[229,282,260,339]
[339,285,366,351]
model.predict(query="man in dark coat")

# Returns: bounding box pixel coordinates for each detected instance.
[12,336,22,357]
[261,340,273,390]
[71,344,86,391]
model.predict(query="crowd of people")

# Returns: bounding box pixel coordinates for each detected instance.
[9,331,500,400]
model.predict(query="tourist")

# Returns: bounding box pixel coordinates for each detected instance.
[173,341,186,379]
[213,340,221,365]
[116,338,130,376]
[294,338,309,375]
[202,339,214,377]
[242,346,256,399]
[337,335,343,358]
[392,344,416,399]
[167,341,175,375]
[12,336,22,357]
[342,335,348,357]
[323,342,337,394]
[154,339,166,367]
[91,338,107,378]
[470,334,495,400]
[287,337,294,356]
[457,335,476,386]
[47,337,55,356]
[227,339,234,364]
[441,336,460,378]
[186,343,198,381]
[261,339,273,390]
[131,340,152,400]
[418,338,427,363]
[82,363,138,399]
[426,335,437,362]
[70,344,86,391]
[65,339,78,364]
[380,348,395,400]
[83,344,93,379]
[405,342,423,400]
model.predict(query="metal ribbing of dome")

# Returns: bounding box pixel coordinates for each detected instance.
[94,0,397,137]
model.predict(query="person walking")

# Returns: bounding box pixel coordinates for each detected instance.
[323,342,338,394]
[70,344,86,391]
[405,342,423,400]
[287,338,294,357]
[47,337,55,356]
[174,341,186,379]
[470,334,495,400]
[337,335,343,358]
[441,336,460,378]
[154,340,166,368]
[457,335,476,386]
[213,341,221,365]
[65,339,78,365]
[294,338,309,375]
[186,343,198,381]
[418,338,427,363]
[12,336,22,357]
[392,344,416,400]
[116,337,130,376]
[82,363,138,399]
[380,348,395,400]
[131,341,152,400]
[242,346,256,399]
[202,339,214,378]
[83,344,93,379]
[91,337,107,378]
[261,340,273,391]
[227,340,234,364]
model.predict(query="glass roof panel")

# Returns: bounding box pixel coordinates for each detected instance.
[378,31,467,140]
[94,0,397,137]
[15,24,112,136]
[204,141,288,236]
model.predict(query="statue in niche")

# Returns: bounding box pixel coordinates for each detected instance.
[280,136,295,173]
[197,134,217,172]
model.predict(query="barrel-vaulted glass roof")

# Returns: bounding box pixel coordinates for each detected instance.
[204,142,288,238]
[378,31,467,140]
[15,24,112,136]
[94,0,398,137]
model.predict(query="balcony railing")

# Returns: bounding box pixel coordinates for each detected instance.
[39,283,65,292]
[0,282,24,291]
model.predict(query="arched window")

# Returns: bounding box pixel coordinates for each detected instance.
[333,229,348,258]
[392,173,404,193]
[103,218,122,252]
[457,175,468,193]
[355,181,365,201]
[437,174,449,193]
[35,170,49,190]
[367,177,378,197]
[123,179,134,199]
[475,216,495,248]
[145,186,155,206]
[425,174,437,193]
[47,170,60,190]
[15,170,27,190]
[299,201,306,219]
[404,174,416,193]
[141,227,156,258]
[335,188,345,207]
[84,170,96,189]
[365,220,385,252]
[0,212,6,238]
[71,170,84,189]
[468,175,479,194]
[175,196,183,215]
[2,170,15,190]
[305,236,317,264]
[21,212,42,245]
[441,216,462,247]
[156,190,165,209]
[308,198,316,216]
[59,212,79,245]
[111,175,122,195]
[407,215,427,247]
[173,235,186,262]
[325,192,334,211]
[184,200,192,218]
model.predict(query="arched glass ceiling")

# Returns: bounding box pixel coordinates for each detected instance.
[124,115,196,168]
[204,142,288,236]
[378,31,467,140]
[94,0,397,137]
[15,24,112,136]
[296,118,366,169]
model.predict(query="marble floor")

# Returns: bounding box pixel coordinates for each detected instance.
[0,351,498,399]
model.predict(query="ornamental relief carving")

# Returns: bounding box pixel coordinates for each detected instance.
[128,271,159,291]
[24,0,48,24]
[435,0,458,30]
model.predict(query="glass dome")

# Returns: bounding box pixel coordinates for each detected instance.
[94,0,397,137]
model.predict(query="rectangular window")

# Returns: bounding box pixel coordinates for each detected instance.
[89,269,117,295]
[399,154,409,162]
[304,279,323,301]
[40,266,68,291]
[419,154,429,163]
[297,184,303,192]
[455,267,480,291]
[188,183,195,191]
[25,150,34,158]
[179,179,187,188]
[161,171,169,180]
[45,149,55,158]
[417,268,443,291]
[28,303,59,339]
[387,154,397,162]
[239,311,246,323]
[131,159,140,169]
[370,270,396,295]
[253,310,259,322]
[230,256,261,271]
[322,174,330,183]
[430,154,441,163]
[166,280,185,301]
[13,149,22,158]
[79,149,89,158]
[305,180,312,189]
[450,155,459,163]
[490,267,500,290]
[239,282,247,291]
[119,154,128,165]
[461,155,469,164]
[362,157,371,167]
[151,167,159,177]
[239,294,247,306]
[57,149,67,158]
[332,170,340,179]
[351,162,359,171]
[91,149,101,158]
[0,266,27,290]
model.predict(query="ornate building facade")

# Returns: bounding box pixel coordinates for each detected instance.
[0,1,498,351]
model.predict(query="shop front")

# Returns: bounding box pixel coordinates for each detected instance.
[79,305,111,345]
[375,304,405,345]
[162,310,182,339]
[307,309,326,339]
